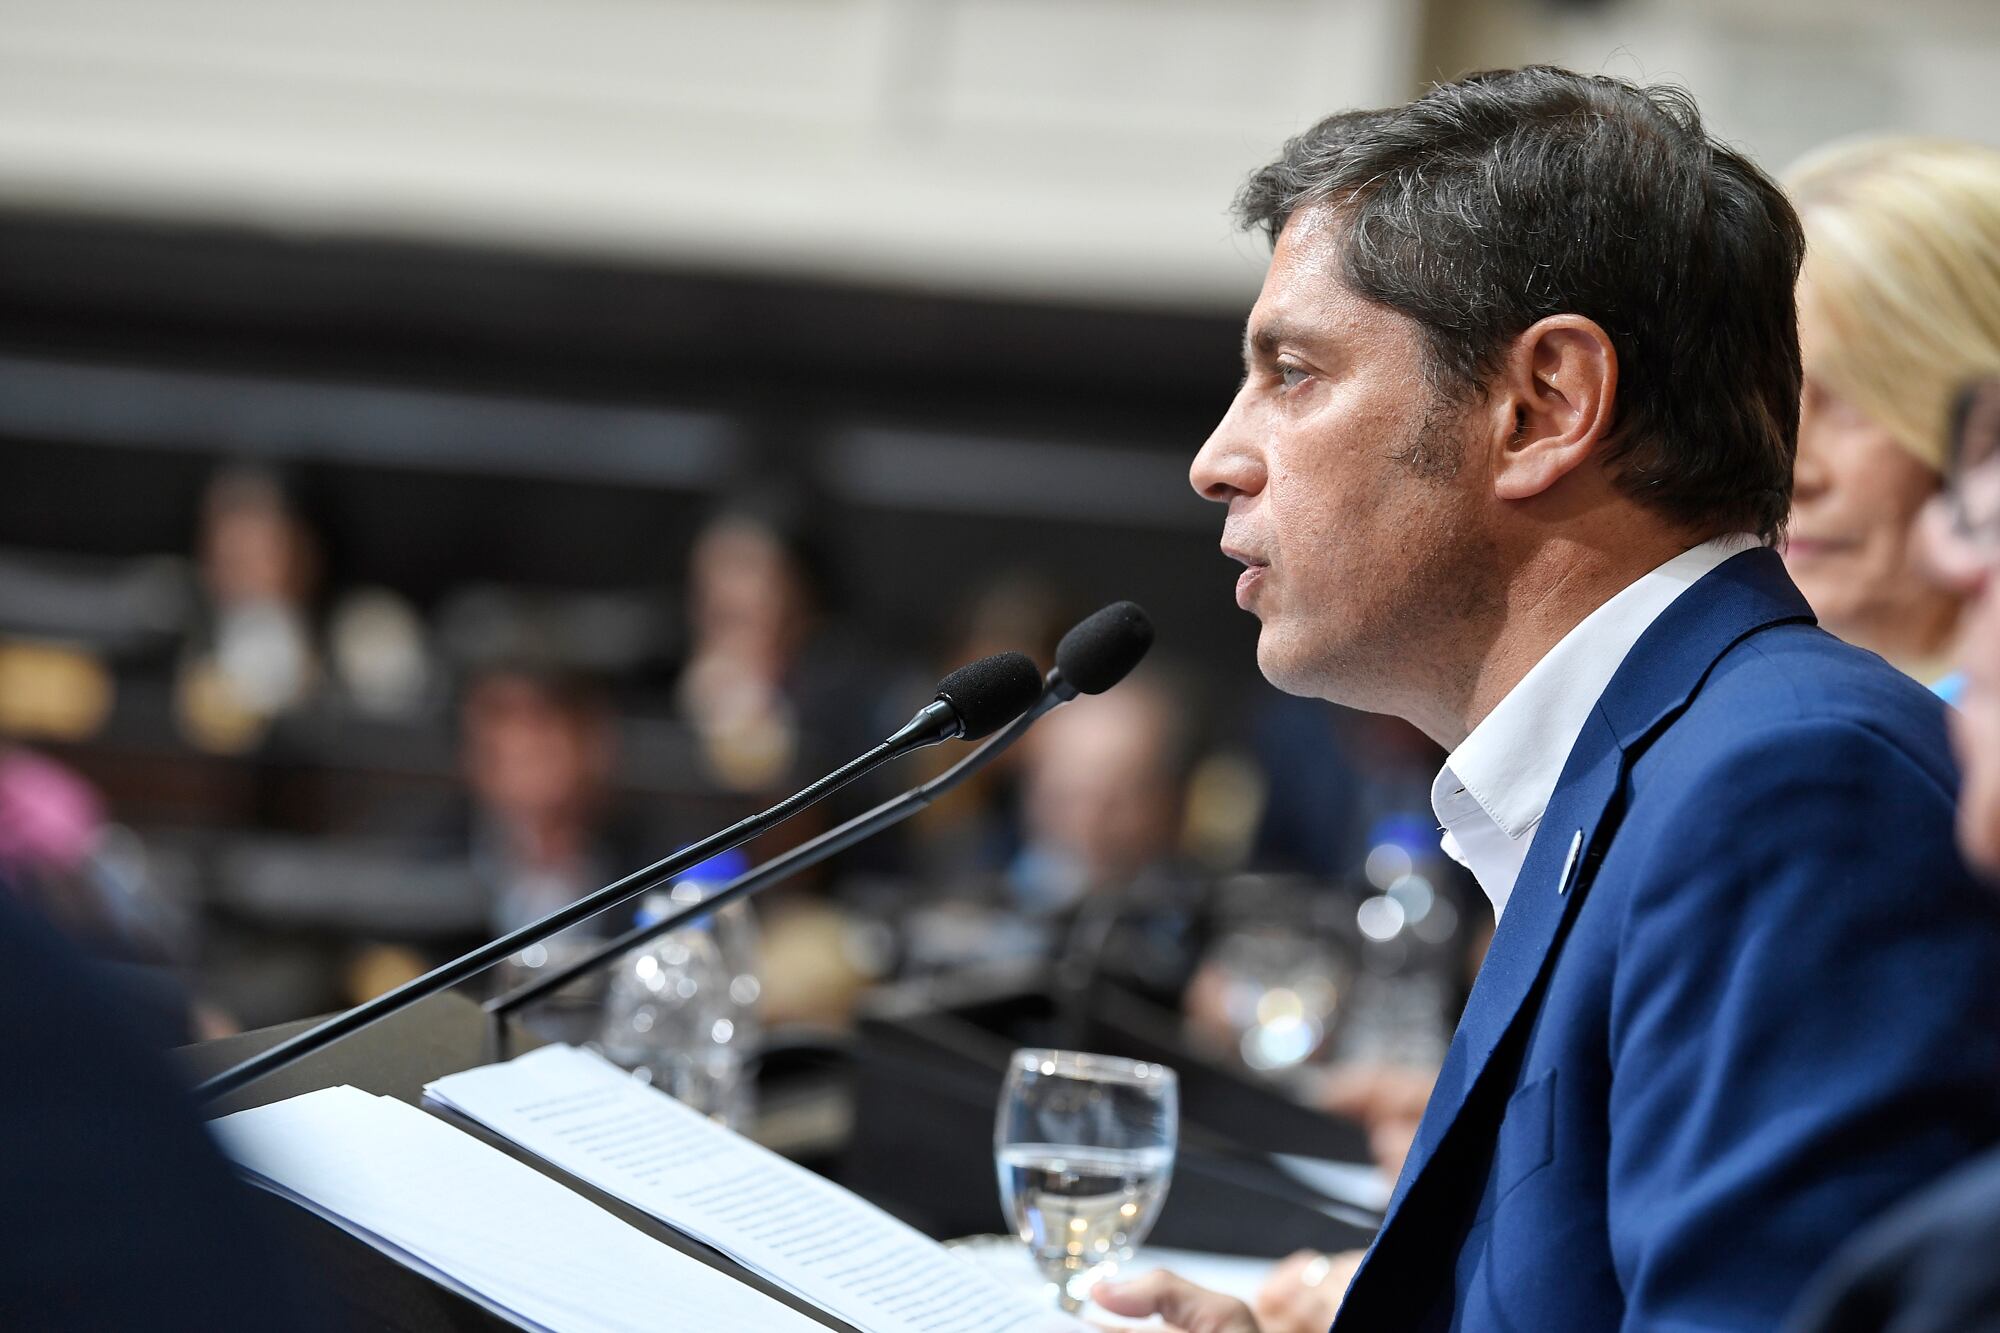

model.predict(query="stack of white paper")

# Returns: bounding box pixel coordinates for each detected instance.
[427,1045,1089,1333]
[213,1084,831,1332]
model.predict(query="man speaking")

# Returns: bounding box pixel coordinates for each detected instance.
[1098,66,2000,1332]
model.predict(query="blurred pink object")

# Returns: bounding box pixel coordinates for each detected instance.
[0,748,103,878]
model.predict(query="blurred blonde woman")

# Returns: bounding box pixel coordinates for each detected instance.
[1783,137,2000,696]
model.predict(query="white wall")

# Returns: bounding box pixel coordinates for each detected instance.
[0,0,1992,310]
[1427,0,2000,170]
[0,0,1417,308]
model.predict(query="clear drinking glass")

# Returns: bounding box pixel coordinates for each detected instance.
[994,1048,1178,1312]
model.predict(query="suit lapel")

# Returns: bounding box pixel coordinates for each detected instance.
[1380,710,1623,1218]
[1367,547,1817,1234]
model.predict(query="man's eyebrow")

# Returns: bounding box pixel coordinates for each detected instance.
[1241,319,1313,367]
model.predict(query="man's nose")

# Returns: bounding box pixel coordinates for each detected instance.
[1190,394,1262,503]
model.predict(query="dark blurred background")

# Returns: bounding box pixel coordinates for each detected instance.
[0,0,1993,1107]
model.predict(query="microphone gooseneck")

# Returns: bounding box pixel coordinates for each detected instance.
[486,604,1156,1023]
[194,651,1046,1106]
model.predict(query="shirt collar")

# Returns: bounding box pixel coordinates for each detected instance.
[1432,533,1763,918]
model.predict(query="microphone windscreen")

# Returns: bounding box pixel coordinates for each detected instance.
[1055,601,1154,695]
[934,651,1044,740]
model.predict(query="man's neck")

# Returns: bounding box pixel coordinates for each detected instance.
[1417,526,1722,750]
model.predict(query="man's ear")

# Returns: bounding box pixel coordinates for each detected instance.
[1486,315,1618,502]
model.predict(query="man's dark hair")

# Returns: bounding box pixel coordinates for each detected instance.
[1238,66,1803,540]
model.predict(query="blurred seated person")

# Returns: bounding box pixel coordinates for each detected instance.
[450,661,869,1030]
[0,743,210,1044]
[1782,138,2000,695]
[346,664,633,1002]
[1783,379,2000,1332]
[674,492,892,802]
[902,671,1210,1009]
[353,662,665,1029]
[459,664,634,939]
[175,464,325,752]
[669,495,914,1024]
[901,573,1076,881]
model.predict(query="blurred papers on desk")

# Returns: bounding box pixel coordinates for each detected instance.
[212,1084,824,1332]
[427,1044,1085,1333]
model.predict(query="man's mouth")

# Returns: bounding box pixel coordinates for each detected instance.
[1222,545,1270,610]
[1235,565,1268,609]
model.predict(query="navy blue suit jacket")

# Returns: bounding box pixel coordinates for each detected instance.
[1333,548,2000,1333]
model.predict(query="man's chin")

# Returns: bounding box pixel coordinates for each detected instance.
[1256,631,1358,705]
[1253,633,1318,699]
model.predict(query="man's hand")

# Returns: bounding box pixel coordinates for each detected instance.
[1092,1251,1362,1333]
[1092,1270,1260,1333]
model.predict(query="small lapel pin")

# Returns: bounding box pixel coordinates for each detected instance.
[1558,828,1584,896]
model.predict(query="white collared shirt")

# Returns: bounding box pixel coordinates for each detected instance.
[1432,533,1763,920]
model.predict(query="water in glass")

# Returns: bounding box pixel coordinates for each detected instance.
[994,1049,1177,1311]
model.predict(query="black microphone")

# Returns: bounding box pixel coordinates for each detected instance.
[890,650,1049,746]
[1054,599,1153,699]
[194,651,1044,1104]
[485,602,1156,1024]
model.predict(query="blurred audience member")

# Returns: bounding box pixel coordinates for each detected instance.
[903,671,1210,1010]
[176,466,324,751]
[0,744,124,943]
[1783,138,2000,693]
[415,662,669,1036]
[675,493,887,798]
[325,585,435,719]
[904,574,1076,879]
[1013,675,1189,913]
[1933,380,2000,871]
[1785,382,2000,1331]
[459,664,625,937]
[0,743,204,1043]
[671,490,913,1036]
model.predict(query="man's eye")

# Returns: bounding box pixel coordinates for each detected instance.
[1278,365,1311,391]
